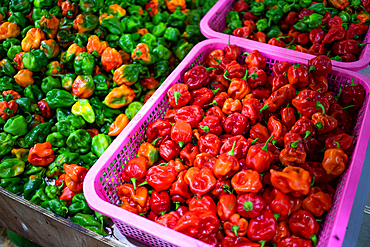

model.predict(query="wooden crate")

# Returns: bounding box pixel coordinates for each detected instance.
[0,187,130,247]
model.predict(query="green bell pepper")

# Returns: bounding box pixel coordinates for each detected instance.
[119,34,137,53]
[264,0,277,6]
[74,52,95,76]
[250,2,265,16]
[23,163,46,177]
[267,25,282,38]
[46,132,66,147]
[24,122,52,147]
[0,177,24,195]
[125,101,143,120]
[266,8,283,25]
[173,39,193,60]
[56,115,86,137]
[293,21,309,32]
[164,27,181,42]
[0,76,23,92]
[0,158,25,178]
[8,11,27,28]
[124,15,144,33]
[24,85,44,103]
[339,11,350,23]
[9,0,31,13]
[22,49,48,72]
[0,59,16,76]
[41,76,61,93]
[34,0,54,9]
[69,193,93,214]
[45,184,63,200]
[7,45,22,60]
[0,133,18,156]
[41,198,69,217]
[92,74,109,96]
[79,0,103,13]
[15,98,37,113]
[308,3,326,15]
[23,175,44,200]
[80,151,98,168]
[46,150,80,177]
[71,213,107,235]
[302,13,323,29]
[30,181,47,205]
[152,11,170,25]
[298,0,312,8]
[3,38,20,50]
[56,108,73,122]
[66,129,91,154]
[91,134,111,157]
[168,9,188,28]
[154,60,170,78]
[256,19,269,32]
[350,0,361,9]
[100,15,123,35]
[32,8,48,22]
[152,22,167,37]
[71,99,95,123]
[59,74,77,91]
[4,115,28,136]
[140,33,157,48]
[185,24,203,43]
[45,89,77,108]
[49,6,62,18]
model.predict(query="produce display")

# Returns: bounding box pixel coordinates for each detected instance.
[224,0,370,62]
[115,43,365,246]
[0,0,217,236]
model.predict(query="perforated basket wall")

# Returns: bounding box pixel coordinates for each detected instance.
[200,0,370,71]
[84,39,370,247]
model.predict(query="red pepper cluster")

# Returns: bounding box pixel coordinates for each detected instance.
[116,44,364,247]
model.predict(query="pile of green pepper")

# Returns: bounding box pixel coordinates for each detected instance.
[0,0,217,236]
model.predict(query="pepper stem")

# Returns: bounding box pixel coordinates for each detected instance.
[303,130,311,139]
[333,141,340,148]
[173,91,181,106]
[243,201,253,211]
[349,78,357,86]
[227,140,237,156]
[334,87,342,101]
[157,162,168,166]
[137,180,148,187]
[205,67,217,71]
[231,225,240,238]
[152,137,163,146]
[262,135,274,151]
[228,35,231,45]
[315,122,323,130]
[342,105,356,111]
[199,125,210,133]
[242,69,249,80]
[178,141,185,148]
[248,72,257,80]
[213,57,221,64]
[223,70,232,81]
[212,88,220,94]
[260,104,269,113]
[308,65,316,74]
[222,184,233,194]
[242,52,250,56]
[175,202,180,210]
[271,139,279,148]
[310,175,315,187]
[293,63,300,69]
[314,147,326,153]
[310,235,318,247]
[251,138,259,145]
[358,42,370,47]
[259,241,266,247]
[285,38,295,47]
[274,213,280,220]
[276,35,289,41]
[208,100,217,106]
[315,101,326,114]
[130,177,137,193]
[290,140,302,149]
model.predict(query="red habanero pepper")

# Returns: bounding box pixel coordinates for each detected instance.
[268,36,288,48]
[253,31,267,43]
[295,45,310,53]
[173,211,201,238]
[289,210,319,244]
[183,66,211,90]
[189,195,217,213]
[280,132,306,166]
[180,143,199,167]
[244,50,267,69]
[327,16,343,29]
[309,28,325,43]
[302,186,332,217]
[249,123,269,143]
[277,237,313,247]
[150,190,171,215]
[247,67,267,89]
[298,8,314,19]
[206,49,225,68]
[322,142,348,176]
[262,187,290,218]
[246,136,274,173]
[159,140,181,161]
[280,106,296,130]
[210,82,227,95]
[63,164,88,192]
[325,134,354,153]
[346,23,368,39]
[167,83,191,108]
[307,55,332,76]
[272,74,288,92]
[55,173,66,189]
[194,153,218,170]
[217,194,237,221]
[156,211,180,229]
[214,140,240,180]
[303,138,325,162]
[28,142,55,166]
[118,184,150,215]
[184,167,217,197]
[225,42,240,60]
[145,164,177,191]
[146,119,172,145]
[59,186,81,205]
[190,87,215,108]
[171,121,192,148]
[285,11,299,25]
[309,43,327,56]
[210,179,231,199]
[233,0,249,12]
[224,213,248,238]
[231,170,263,194]
[244,11,259,21]
[339,78,365,112]
[322,25,346,43]
[247,209,277,245]
[272,61,291,77]
[168,158,188,174]
[37,100,54,118]
[272,221,291,244]
[223,112,250,135]
[308,75,329,93]
[86,128,99,138]
[270,167,311,197]
[332,39,370,55]
[199,133,222,156]
[198,115,223,136]
[298,162,334,184]
[287,63,309,88]
[237,193,265,218]
[122,156,148,191]
[0,98,18,121]
[164,109,178,124]
[174,105,203,128]
[341,53,357,62]
[218,57,233,74]
[268,116,288,147]
[233,26,252,38]
[221,236,260,247]
[225,61,247,79]
[170,170,192,203]
[292,90,330,118]
[291,116,316,139]
[311,112,338,134]
[210,68,230,88]
[228,78,251,100]
[222,98,242,115]
[260,84,296,112]
[214,92,229,108]
[220,135,252,160]
[241,98,264,125]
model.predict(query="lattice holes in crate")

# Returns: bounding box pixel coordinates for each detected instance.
[208,0,235,32]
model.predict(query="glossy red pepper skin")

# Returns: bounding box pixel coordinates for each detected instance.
[246,142,274,173]
[179,143,199,167]
[287,63,309,88]
[332,39,364,55]
[184,167,217,197]
[225,44,240,60]
[170,170,192,202]
[190,87,215,108]
[245,50,266,69]
[59,187,80,205]
[121,156,148,186]
[37,100,55,118]
[194,153,217,170]
[272,75,288,92]
[273,61,291,77]
[214,150,240,180]
[237,193,265,218]
[189,195,217,213]
[249,123,269,143]
[147,165,177,191]
[280,106,296,130]
[327,16,343,29]
[241,98,263,125]
[308,55,332,76]
[167,83,191,108]
[225,61,247,79]
[233,0,249,12]
[262,187,290,218]
[325,134,354,153]
[263,84,296,112]
[174,105,203,128]
[277,237,313,247]
[159,140,181,161]
[150,190,171,215]
[322,25,346,43]
[289,210,319,239]
[171,121,192,147]
[291,115,316,139]
[247,67,267,89]
[298,8,313,19]
[223,112,250,135]
[292,90,330,118]
[309,28,324,44]
[285,11,298,25]
[339,81,365,112]
[268,38,286,48]
[199,133,222,156]
[220,135,251,160]
[198,115,223,136]
[183,66,210,90]
[309,43,327,56]
[155,211,180,229]
[303,137,324,162]
[217,194,237,221]
[146,119,172,145]
[247,209,277,242]
[268,116,288,146]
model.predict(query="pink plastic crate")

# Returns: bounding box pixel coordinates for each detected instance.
[84,39,370,247]
[200,0,370,71]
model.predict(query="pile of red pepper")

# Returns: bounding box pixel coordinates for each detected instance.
[116,43,365,246]
[226,0,370,62]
